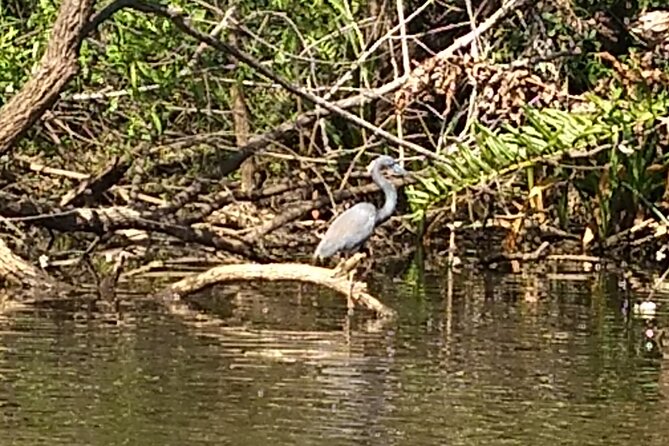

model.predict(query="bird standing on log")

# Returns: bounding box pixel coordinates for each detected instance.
[313,155,407,262]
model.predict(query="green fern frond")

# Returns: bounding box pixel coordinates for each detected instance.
[406,95,669,221]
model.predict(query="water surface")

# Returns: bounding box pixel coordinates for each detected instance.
[1,268,668,445]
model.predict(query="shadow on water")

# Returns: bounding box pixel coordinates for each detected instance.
[1,259,669,445]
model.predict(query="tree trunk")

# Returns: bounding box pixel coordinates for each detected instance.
[0,0,94,155]
[228,27,256,192]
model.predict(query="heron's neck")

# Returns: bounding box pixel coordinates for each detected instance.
[371,165,397,224]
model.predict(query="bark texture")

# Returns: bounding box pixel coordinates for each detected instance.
[0,0,94,155]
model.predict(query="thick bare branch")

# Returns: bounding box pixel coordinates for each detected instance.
[161,262,396,319]
[0,193,258,260]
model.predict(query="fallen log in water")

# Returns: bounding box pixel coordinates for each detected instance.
[158,262,396,319]
[0,238,56,289]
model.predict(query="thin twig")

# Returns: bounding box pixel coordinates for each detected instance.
[464,0,479,59]
[649,266,669,300]
[179,7,237,75]
[432,0,527,61]
[15,156,90,180]
[395,0,411,74]
[127,2,443,162]
[323,0,435,102]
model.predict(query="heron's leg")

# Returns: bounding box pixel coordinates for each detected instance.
[333,253,366,278]
[356,245,374,278]
[332,257,347,277]
[366,243,374,263]
[359,246,374,278]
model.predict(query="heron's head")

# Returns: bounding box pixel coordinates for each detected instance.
[367,155,407,176]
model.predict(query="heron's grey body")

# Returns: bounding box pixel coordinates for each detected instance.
[313,155,406,260]
[313,202,377,258]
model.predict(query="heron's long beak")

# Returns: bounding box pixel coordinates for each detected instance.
[392,164,408,176]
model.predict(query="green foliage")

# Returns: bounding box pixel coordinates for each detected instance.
[407,88,669,239]
[406,106,605,220]
[1,0,367,117]
[0,0,376,172]
[0,0,57,100]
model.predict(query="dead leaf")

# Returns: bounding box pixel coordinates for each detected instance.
[582,226,595,251]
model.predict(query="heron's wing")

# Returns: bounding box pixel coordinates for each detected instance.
[315,203,376,258]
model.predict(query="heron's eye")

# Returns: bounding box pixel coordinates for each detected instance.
[391,163,407,175]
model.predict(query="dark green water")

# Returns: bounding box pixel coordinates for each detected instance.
[1,269,668,445]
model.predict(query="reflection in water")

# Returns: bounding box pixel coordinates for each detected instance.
[0,269,667,445]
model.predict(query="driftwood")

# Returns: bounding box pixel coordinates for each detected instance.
[0,238,55,288]
[159,262,396,319]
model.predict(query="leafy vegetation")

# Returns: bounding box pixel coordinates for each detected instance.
[408,88,669,240]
